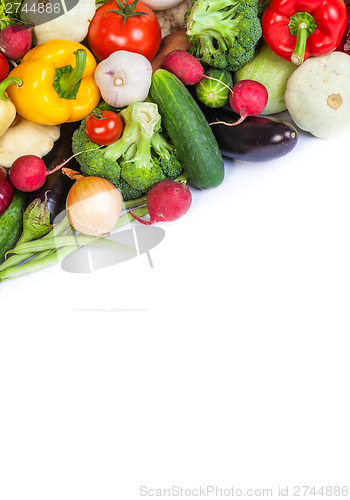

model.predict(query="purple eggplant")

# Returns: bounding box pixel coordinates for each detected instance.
[189,88,298,162]
[27,122,80,222]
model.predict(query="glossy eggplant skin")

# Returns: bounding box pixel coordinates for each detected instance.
[27,122,80,222]
[191,93,298,162]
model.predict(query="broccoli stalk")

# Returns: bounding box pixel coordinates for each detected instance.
[72,101,183,201]
[185,0,262,72]
[104,102,177,192]
[104,102,168,168]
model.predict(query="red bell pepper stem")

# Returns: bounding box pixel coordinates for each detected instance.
[288,12,317,65]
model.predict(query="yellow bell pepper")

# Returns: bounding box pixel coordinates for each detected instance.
[6,39,101,126]
[0,77,22,137]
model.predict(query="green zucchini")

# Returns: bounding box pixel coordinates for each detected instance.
[150,69,225,189]
[0,191,26,264]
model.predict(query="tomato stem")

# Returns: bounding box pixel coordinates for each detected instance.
[105,0,150,28]
[91,110,108,120]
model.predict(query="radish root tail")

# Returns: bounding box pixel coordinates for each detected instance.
[210,109,247,127]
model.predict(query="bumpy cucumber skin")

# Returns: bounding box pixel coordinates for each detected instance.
[0,191,26,264]
[150,70,225,190]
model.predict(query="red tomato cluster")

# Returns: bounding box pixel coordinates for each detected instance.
[85,110,124,146]
[87,0,162,62]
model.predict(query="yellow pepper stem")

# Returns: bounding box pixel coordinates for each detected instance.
[0,77,22,101]
[53,49,87,99]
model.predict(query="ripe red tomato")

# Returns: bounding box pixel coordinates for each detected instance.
[85,110,124,146]
[0,53,9,82]
[87,0,161,62]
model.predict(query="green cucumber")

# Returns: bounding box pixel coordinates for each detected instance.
[196,68,233,108]
[150,69,225,190]
[0,191,26,264]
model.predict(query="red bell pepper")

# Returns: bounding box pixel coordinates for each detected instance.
[261,0,347,65]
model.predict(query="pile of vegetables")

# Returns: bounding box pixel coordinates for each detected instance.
[1,0,350,281]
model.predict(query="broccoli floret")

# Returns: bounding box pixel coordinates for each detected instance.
[185,0,262,72]
[72,101,183,201]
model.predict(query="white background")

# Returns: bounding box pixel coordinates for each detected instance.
[1,111,350,499]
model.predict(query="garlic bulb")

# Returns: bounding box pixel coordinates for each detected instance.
[141,0,185,10]
[94,51,152,108]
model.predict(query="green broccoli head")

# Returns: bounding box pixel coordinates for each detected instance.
[72,101,183,201]
[186,0,262,72]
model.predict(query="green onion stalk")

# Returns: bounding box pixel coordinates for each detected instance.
[0,172,188,281]
[0,197,147,281]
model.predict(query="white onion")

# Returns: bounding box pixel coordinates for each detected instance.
[94,50,153,108]
[66,176,123,237]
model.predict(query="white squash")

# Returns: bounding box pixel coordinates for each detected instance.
[0,116,60,168]
[285,52,350,139]
[20,0,96,45]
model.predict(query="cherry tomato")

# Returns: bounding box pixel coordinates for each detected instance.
[0,53,9,82]
[85,110,124,146]
[87,0,161,62]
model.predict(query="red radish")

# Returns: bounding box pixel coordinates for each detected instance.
[162,49,235,98]
[129,179,192,225]
[0,166,14,215]
[9,147,101,192]
[10,156,48,192]
[228,80,268,125]
[0,23,33,60]
[163,49,205,85]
